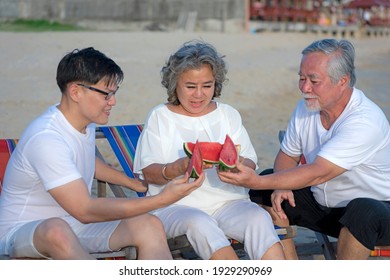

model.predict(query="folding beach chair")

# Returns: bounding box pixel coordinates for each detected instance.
[96,125,200,258]
[0,139,18,194]
[0,138,136,260]
[97,124,297,259]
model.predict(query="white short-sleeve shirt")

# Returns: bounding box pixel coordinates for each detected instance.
[282,88,390,207]
[0,105,96,241]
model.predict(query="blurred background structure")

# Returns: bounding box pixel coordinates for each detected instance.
[0,0,389,35]
[250,0,390,26]
[249,0,390,36]
[0,0,245,32]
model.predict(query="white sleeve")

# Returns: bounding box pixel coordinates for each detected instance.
[133,109,165,175]
[23,132,82,190]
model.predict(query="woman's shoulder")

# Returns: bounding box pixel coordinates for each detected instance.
[145,103,168,118]
[149,103,167,112]
[216,102,239,112]
[216,102,241,118]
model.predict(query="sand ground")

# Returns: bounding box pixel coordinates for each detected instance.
[2,31,389,169]
[1,30,389,259]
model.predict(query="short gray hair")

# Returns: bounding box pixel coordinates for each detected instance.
[302,39,356,87]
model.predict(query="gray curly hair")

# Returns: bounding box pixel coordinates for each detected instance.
[161,40,228,105]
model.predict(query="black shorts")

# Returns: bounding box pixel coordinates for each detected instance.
[249,168,390,250]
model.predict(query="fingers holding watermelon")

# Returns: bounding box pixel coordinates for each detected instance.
[217,160,258,188]
[184,134,240,176]
[183,135,257,188]
[161,171,205,203]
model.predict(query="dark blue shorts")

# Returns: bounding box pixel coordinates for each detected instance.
[249,169,390,250]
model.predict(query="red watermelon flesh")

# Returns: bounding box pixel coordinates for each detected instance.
[219,134,238,171]
[186,140,203,178]
[183,142,222,164]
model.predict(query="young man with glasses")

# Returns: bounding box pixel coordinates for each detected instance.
[0,47,204,259]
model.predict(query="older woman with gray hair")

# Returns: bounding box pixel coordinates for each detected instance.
[134,40,285,260]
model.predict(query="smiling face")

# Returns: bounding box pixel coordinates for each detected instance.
[298,52,344,113]
[61,78,119,133]
[78,79,118,125]
[172,64,216,117]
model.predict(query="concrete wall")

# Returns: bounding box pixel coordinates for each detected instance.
[0,0,246,22]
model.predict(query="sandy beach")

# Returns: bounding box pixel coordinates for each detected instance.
[1,30,390,259]
[1,31,389,170]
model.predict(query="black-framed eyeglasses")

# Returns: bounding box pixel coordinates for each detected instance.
[77,83,118,100]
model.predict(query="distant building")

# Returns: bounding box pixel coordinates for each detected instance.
[344,0,390,26]
[249,0,323,24]
[249,0,390,26]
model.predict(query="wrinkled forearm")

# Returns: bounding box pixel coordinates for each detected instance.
[262,157,345,190]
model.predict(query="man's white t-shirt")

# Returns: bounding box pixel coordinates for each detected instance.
[134,102,258,215]
[0,105,96,242]
[282,88,390,207]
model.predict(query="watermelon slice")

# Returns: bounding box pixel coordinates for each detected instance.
[218,134,239,171]
[186,140,203,178]
[183,142,223,164]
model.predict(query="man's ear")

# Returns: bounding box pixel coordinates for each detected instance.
[68,83,81,102]
[340,75,349,87]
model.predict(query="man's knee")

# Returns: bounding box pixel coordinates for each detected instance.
[36,218,74,245]
[33,218,77,257]
[345,198,388,223]
[342,198,390,248]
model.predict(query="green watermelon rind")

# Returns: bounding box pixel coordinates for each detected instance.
[183,138,240,172]
[189,168,200,179]
[218,136,240,171]
[187,141,203,179]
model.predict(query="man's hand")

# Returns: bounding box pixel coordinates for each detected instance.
[161,172,205,203]
[217,160,257,188]
[271,190,295,220]
[128,177,148,193]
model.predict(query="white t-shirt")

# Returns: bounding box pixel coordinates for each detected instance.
[134,102,258,215]
[282,88,390,207]
[0,105,96,241]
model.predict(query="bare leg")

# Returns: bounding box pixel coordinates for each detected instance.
[110,213,172,260]
[262,205,298,260]
[337,227,371,260]
[209,246,239,260]
[34,218,93,259]
[261,242,286,260]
